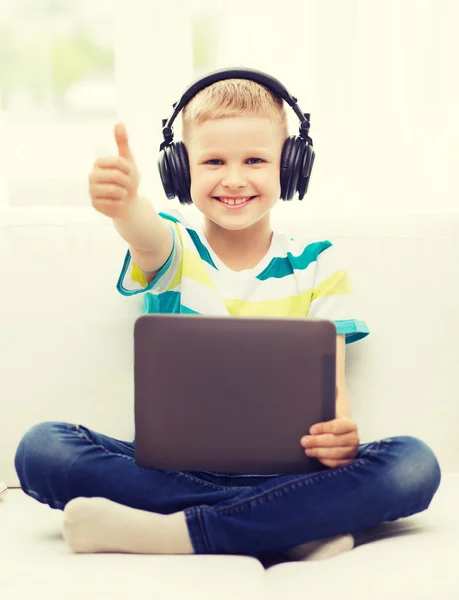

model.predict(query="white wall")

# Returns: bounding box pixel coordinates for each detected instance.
[212,0,459,217]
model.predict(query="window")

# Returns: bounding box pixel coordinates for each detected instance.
[0,0,117,207]
[0,0,222,208]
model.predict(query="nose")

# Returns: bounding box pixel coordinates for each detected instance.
[221,165,247,190]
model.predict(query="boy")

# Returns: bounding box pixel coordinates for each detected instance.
[15,75,441,561]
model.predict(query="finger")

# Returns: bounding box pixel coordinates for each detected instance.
[305,446,357,459]
[93,156,131,175]
[319,458,353,468]
[114,123,134,161]
[90,183,126,200]
[309,418,356,436]
[89,168,130,188]
[301,432,359,448]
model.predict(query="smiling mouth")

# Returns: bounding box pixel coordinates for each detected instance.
[213,196,257,205]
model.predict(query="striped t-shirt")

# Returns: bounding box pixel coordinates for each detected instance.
[117,209,370,475]
[116,209,370,345]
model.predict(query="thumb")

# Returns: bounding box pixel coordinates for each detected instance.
[114,123,134,161]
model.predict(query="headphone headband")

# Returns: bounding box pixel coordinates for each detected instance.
[160,67,313,151]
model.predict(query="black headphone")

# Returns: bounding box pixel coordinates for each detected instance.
[157,67,315,205]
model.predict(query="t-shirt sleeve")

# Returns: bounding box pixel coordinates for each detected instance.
[116,221,182,296]
[307,241,370,344]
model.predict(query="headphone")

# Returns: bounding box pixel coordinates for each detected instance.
[157,67,315,205]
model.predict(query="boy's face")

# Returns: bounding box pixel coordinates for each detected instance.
[186,116,285,232]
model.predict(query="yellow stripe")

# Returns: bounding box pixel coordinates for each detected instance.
[223,271,351,317]
[131,223,186,292]
[180,248,217,290]
[224,291,312,317]
[131,263,147,288]
[165,224,184,291]
[314,270,352,297]
[165,225,216,292]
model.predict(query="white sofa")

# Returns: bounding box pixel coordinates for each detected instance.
[1,206,458,600]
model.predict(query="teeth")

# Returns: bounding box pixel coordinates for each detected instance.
[220,197,250,205]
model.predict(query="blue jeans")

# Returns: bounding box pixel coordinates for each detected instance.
[14,422,441,557]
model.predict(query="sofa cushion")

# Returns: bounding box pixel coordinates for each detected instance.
[2,473,459,599]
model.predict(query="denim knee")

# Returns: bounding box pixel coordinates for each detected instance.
[14,421,77,504]
[387,435,441,509]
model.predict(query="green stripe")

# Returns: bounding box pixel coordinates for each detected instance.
[335,319,371,344]
[159,211,180,224]
[186,229,218,269]
[143,291,181,314]
[159,211,218,269]
[257,240,332,281]
[143,291,201,315]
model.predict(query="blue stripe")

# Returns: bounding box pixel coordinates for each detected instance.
[115,223,176,297]
[115,249,132,296]
[257,240,332,281]
[159,211,218,269]
[158,211,180,224]
[334,319,370,344]
[186,229,218,269]
[142,291,202,316]
[179,305,201,315]
[143,291,182,314]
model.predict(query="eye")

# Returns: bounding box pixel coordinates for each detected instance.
[203,157,265,166]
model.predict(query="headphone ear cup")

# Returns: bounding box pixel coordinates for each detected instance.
[166,145,187,204]
[287,139,305,201]
[280,136,316,200]
[280,137,305,201]
[158,145,176,200]
[298,144,315,200]
[157,143,192,204]
[280,137,295,200]
[175,142,192,204]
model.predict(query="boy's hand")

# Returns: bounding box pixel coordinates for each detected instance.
[300,412,360,468]
[89,123,140,219]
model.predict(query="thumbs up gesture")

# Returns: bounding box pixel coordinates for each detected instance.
[89,123,140,219]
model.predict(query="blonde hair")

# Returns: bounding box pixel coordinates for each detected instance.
[182,78,289,142]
